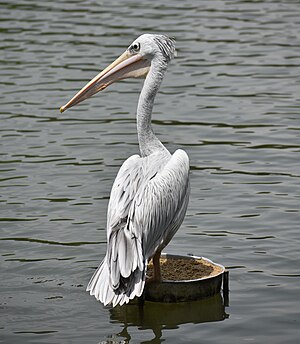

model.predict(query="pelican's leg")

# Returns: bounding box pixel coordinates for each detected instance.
[152,249,162,282]
[146,250,162,283]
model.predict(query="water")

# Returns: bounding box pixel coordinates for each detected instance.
[1,0,299,343]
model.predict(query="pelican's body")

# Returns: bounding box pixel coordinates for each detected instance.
[60,34,190,307]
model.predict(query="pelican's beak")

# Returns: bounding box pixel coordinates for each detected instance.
[60,50,150,113]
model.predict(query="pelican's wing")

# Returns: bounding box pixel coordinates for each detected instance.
[106,154,144,234]
[88,154,147,306]
[129,149,190,258]
[105,154,147,299]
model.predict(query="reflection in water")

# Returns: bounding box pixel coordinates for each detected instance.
[106,294,228,343]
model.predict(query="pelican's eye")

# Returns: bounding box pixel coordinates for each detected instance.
[131,42,140,52]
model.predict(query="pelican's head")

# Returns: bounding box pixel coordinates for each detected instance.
[60,34,176,113]
[128,34,176,64]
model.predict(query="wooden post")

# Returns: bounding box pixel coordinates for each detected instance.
[223,270,229,307]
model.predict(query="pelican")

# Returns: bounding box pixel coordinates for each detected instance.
[60,34,190,307]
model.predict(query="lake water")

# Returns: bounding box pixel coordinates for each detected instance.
[1,0,299,343]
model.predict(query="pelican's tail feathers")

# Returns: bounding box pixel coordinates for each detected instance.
[86,259,114,306]
[86,257,146,307]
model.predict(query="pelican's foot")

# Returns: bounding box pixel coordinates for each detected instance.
[145,275,161,284]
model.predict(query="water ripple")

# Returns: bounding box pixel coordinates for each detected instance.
[0,237,103,246]
[1,0,300,343]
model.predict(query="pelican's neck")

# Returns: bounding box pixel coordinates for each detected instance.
[137,59,169,157]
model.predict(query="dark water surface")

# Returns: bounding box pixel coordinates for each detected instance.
[1,0,299,343]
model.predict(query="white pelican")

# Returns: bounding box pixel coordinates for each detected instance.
[60,34,190,307]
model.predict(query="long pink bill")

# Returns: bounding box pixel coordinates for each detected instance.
[60,52,150,113]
